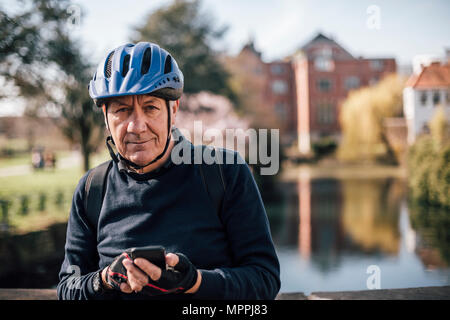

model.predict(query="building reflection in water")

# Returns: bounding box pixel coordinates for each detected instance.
[298,169,311,260]
[294,171,406,272]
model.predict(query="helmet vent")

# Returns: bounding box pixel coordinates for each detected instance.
[122,54,130,77]
[105,51,114,78]
[164,55,172,74]
[141,47,152,75]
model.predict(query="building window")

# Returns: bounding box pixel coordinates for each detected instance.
[317,79,332,92]
[317,102,334,125]
[272,80,288,94]
[317,47,332,57]
[274,102,287,120]
[345,76,360,90]
[314,57,334,72]
[421,123,430,134]
[370,60,384,70]
[254,66,263,75]
[420,91,428,106]
[433,91,440,106]
[271,64,284,75]
[447,90,450,105]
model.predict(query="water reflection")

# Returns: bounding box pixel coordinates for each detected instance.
[409,205,450,268]
[0,223,66,288]
[269,171,450,293]
[340,178,403,256]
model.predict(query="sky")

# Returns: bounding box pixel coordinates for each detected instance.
[1,0,449,116]
[69,0,450,64]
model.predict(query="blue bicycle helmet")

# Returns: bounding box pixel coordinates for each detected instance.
[89,42,184,106]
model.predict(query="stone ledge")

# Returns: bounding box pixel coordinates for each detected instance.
[307,286,450,300]
[1,286,449,300]
[277,286,450,300]
[0,289,58,300]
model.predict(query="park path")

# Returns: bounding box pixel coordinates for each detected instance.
[0,151,81,178]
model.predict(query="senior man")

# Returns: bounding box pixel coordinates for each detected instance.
[57,42,280,300]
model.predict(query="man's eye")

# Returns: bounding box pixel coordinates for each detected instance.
[144,105,158,111]
[115,107,129,113]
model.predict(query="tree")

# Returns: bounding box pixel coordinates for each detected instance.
[338,74,405,163]
[408,108,450,208]
[0,0,104,171]
[222,47,278,130]
[132,0,236,101]
[429,106,450,148]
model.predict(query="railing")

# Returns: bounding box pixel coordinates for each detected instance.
[1,286,449,300]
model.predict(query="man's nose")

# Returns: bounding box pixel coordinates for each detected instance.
[127,109,147,134]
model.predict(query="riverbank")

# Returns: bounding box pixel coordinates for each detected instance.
[0,159,408,235]
[1,286,449,300]
[280,159,407,182]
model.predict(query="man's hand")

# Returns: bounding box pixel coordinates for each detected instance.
[103,252,201,295]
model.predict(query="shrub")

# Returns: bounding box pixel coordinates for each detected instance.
[312,137,337,158]
[38,193,47,212]
[408,136,450,208]
[19,195,30,216]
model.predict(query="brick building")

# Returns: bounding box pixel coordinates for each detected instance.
[225,33,396,153]
[293,33,396,153]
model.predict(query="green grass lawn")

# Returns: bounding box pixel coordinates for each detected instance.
[0,154,30,168]
[0,150,110,234]
[0,166,82,234]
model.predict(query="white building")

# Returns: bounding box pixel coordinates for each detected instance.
[403,61,450,145]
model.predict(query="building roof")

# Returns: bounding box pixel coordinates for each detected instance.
[240,40,262,58]
[299,32,354,60]
[405,62,450,89]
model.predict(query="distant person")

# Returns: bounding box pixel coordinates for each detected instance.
[51,152,57,169]
[44,150,56,170]
[31,149,39,169]
[57,42,280,300]
[31,147,44,170]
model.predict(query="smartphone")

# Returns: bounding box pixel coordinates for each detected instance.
[127,245,166,270]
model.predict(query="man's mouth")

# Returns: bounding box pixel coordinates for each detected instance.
[126,138,155,145]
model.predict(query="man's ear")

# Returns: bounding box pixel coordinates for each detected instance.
[171,100,180,125]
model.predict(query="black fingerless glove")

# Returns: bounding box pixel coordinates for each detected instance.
[142,253,198,296]
[105,252,130,291]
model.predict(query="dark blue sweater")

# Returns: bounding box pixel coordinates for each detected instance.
[57,129,280,300]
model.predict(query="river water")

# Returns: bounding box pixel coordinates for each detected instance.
[268,171,450,295]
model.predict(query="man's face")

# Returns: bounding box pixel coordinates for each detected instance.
[104,94,178,167]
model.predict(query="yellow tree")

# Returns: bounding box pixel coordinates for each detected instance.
[429,106,450,148]
[338,74,406,163]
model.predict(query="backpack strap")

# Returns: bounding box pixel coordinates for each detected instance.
[197,146,227,217]
[84,160,113,231]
